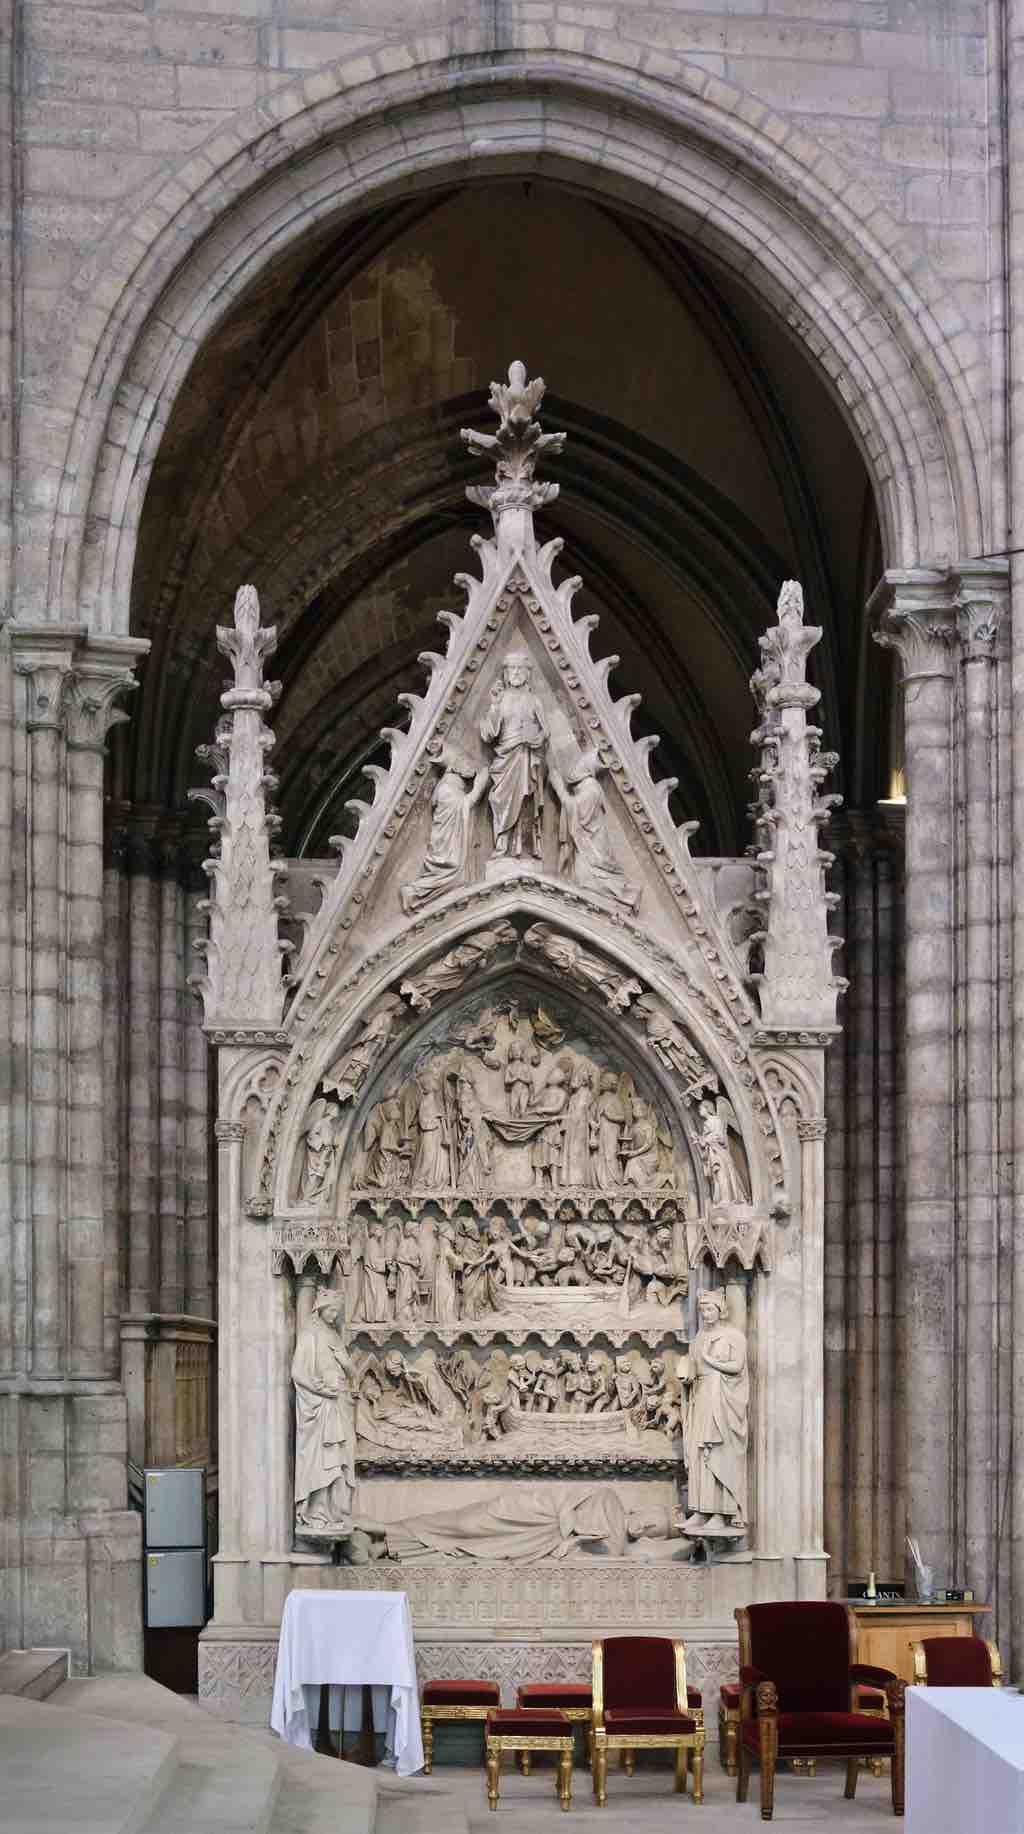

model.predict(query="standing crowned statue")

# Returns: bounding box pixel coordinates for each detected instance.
[479,651,548,859]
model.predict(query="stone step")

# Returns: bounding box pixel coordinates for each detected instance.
[0,1693,179,1834]
[0,1646,70,1700]
[35,1670,469,1834]
[52,1678,283,1834]
[374,1771,473,1834]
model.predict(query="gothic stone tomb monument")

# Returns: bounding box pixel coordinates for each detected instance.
[193,364,844,1717]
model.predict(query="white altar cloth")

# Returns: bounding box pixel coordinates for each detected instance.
[907,1686,1024,1832]
[270,1589,423,1776]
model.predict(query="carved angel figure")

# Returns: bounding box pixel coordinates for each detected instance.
[549,750,641,911]
[293,1292,356,1536]
[635,995,716,1098]
[400,922,517,1012]
[298,1097,342,1205]
[479,652,548,859]
[401,744,489,915]
[322,994,406,1104]
[523,923,641,1013]
[696,1096,752,1207]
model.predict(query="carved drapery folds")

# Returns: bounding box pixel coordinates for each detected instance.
[190,584,291,1030]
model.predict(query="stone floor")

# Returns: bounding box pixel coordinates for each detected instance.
[436,1760,899,1831]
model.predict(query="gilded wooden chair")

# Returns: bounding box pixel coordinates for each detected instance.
[911,1636,1002,1687]
[735,1602,905,1820]
[591,1634,705,1806]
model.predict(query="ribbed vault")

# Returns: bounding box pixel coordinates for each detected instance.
[117,179,885,858]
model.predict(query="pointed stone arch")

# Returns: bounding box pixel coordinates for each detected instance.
[35,44,980,635]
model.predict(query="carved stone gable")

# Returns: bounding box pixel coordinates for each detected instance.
[284,365,753,1042]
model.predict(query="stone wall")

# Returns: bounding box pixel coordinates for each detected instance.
[1,0,1022,1675]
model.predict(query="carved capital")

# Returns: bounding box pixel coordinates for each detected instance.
[796,1116,828,1142]
[870,568,957,679]
[954,563,1007,663]
[12,636,77,731]
[65,661,138,752]
[214,1119,246,1142]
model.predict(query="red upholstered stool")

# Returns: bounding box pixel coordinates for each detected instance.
[420,1679,501,1773]
[485,1709,574,1811]
[515,1684,593,1768]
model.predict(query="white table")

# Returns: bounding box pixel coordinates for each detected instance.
[907,1686,1024,1832]
[270,1589,423,1777]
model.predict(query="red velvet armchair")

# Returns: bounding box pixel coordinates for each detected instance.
[911,1635,1002,1688]
[591,1635,705,1806]
[735,1602,906,1821]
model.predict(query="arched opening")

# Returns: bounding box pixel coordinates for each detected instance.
[85,61,965,1687]
[116,176,889,856]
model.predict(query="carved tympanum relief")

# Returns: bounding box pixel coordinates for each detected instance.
[351,998,688,1202]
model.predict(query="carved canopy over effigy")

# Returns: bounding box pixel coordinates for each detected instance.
[193,362,843,1581]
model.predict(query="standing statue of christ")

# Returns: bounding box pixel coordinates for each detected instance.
[479,652,548,859]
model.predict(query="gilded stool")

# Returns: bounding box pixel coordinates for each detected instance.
[485,1709,574,1812]
[420,1678,501,1773]
[515,1683,592,1768]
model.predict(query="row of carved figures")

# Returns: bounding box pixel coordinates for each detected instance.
[324,1210,688,1325]
[294,1288,750,1541]
[357,1061,678,1195]
[352,1342,682,1454]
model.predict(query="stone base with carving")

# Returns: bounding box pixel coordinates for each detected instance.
[198,1627,740,1727]
[198,1550,829,1729]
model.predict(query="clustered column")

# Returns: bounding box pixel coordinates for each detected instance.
[110,818,214,1324]
[823,812,904,1590]
[872,564,1009,1621]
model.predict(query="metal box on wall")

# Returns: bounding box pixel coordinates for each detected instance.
[145,1548,207,1628]
[144,1467,205,1549]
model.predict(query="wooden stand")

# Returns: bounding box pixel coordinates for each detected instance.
[315,1681,377,1765]
[849,1602,990,1684]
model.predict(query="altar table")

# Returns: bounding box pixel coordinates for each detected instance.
[270,1589,424,1776]
[906,1686,1024,1832]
